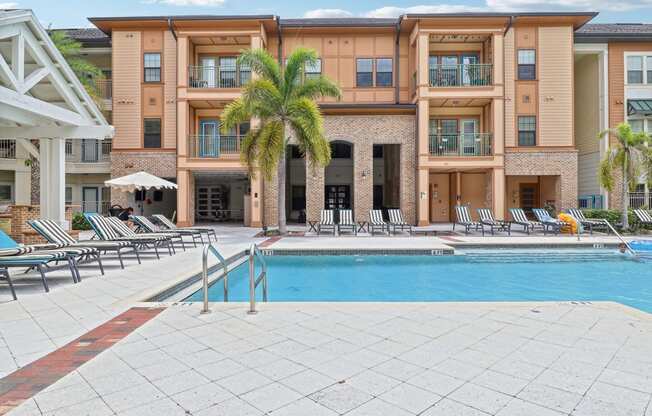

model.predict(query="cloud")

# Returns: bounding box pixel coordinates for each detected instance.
[144,0,225,6]
[365,5,485,18]
[303,9,354,18]
[0,2,18,8]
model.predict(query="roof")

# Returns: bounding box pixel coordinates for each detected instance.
[55,28,110,47]
[279,18,397,28]
[576,23,652,42]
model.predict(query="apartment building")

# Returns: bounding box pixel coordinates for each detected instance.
[86,12,606,227]
[574,24,652,211]
[0,28,113,214]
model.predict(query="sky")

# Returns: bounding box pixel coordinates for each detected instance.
[2,0,652,28]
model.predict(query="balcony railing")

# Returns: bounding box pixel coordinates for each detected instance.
[429,64,493,87]
[96,79,112,100]
[188,66,251,89]
[65,139,111,163]
[0,140,16,159]
[70,200,111,215]
[189,135,241,158]
[628,192,652,209]
[429,133,492,156]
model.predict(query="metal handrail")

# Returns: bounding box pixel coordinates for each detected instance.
[201,244,229,313]
[600,219,637,256]
[248,243,268,315]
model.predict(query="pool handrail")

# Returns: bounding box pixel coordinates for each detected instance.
[201,244,229,313]
[600,219,636,256]
[248,243,268,314]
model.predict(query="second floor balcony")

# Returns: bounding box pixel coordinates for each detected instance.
[65,139,111,164]
[188,65,251,89]
[429,133,492,157]
[429,64,493,88]
[0,140,16,159]
[189,134,242,158]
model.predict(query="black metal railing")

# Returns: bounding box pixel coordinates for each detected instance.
[429,133,492,156]
[429,64,493,87]
[188,65,251,88]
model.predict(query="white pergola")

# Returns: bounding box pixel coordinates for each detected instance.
[0,9,114,225]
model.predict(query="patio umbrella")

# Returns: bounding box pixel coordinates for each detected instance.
[104,172,177,214]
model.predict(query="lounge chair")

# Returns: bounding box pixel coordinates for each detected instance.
[85,214,169,259]
[477,208,510,235]
[388,209,412,235]
[131,215,201,248]
[454,206,483,235]
[338,209,356,235]
[567,208,610,235]
[105,216,180,255]
[318,210,336,236]
[369,210,389,235]
[152,214,216,243]
[532,208,565,235]
[509,208,541,234]
[634,209,652,229]
[29,219,138,269]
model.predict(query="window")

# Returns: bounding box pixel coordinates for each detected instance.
[65,187,72,204]
[630,119,644,133]
[291,186,306,211]
[330,142,352,159]
[517,50,536,80]
[238,122,250,137]
[305,59,321,81]
[356,58,373,87]
[143,118,161,148]
[373,144,383,159]
[627,56,643,84]
[518,116,536,146]
[648,57,652,84]
[376,58,393,87]
[144,53,161,82]
[0,185,12,201]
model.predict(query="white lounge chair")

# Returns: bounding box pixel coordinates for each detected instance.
[369,210,388,235]
[318,210,336,235]
[454,205,483,235]
[477,208,510,235]
[388,209,412,234]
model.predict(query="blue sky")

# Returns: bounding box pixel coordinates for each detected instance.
[3,0,652,28]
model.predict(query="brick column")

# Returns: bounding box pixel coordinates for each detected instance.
[354,141,372,222]
[305,162,324,223]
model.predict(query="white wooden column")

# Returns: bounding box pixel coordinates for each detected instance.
[39,138,66,227]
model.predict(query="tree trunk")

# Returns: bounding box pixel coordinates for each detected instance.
[277,145,287,234]
[622,154,629,230]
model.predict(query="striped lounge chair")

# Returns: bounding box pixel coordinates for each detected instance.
[369,210,389,235]
[338,209,356,235]
[85,214,171,259]
[477,208,510,235]
[152,214,216,243]
[532,208,565,235]
[634,209,652,228]
[131,215,201,248]
[318,210,336,236]
[509,208,541,234]
[29,219,136,269]
[567,208,609,235]
[105,216,179,255]
[454,205,483,235]
[388,209,412,234]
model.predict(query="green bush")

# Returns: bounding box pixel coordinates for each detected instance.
[71,212,91,230]
[580,209,643,233]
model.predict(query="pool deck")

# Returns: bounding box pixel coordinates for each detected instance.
[0,225,650,415]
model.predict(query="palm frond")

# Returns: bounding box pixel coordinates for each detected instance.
[240,128,261,177]
[283,48,318,94]
[240,79,283,115]
[599,148,619,191]
[221,100,250,133]
[255,120,285,180]
[237,48,282,87]
[294,75,342,101]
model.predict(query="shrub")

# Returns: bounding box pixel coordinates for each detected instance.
[580,209,643,234]
[71,212,91,230]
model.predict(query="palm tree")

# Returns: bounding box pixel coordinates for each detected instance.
[599,122,652,230]
[48,30,104,105]
[222,48,341,234]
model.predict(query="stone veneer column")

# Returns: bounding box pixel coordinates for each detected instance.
[353,142,373,222]
[305,161,324,223]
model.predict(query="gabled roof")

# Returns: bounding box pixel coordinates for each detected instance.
[279,18,397,28]
[55,28,110,48]
[575,23,652,42]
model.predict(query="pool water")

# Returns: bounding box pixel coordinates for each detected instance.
[186,250,652,313]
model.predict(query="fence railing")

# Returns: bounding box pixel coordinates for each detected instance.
[628,192,652,209]
[429,133,492,156]
[70,200,111,215]
[0,140,16,159]
[429,64,493,87]
[65,139,111,163]
[578,194,603,209]
[96,79,112,100]
[189,135,241,158]
[188,65,251,88]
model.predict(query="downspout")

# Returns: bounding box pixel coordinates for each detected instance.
[276,16,283,66]
[395,16,403,104]
[167,17,177,41]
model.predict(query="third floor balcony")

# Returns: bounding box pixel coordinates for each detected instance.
[188,134,243,158]
[188,61,251,89]
[429,63,493,88]
[429,133,492,157]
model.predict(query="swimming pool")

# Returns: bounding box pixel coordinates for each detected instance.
[185,250,652,313]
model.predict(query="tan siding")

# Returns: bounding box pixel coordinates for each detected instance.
[504,28,515,147]
[164,31,177,149]
[574,54,599,155]
[112,31,142,149]
[538,26,573,147]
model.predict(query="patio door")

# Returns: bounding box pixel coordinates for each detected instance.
[200,56,217,87]
[461,54,479,85]
[81,139,99,162]
[219,57,237,88]
[441,55,459,86]
[519,183,539,218]
[82,187,99,213]
[460,119,478,156]
[199,119,219,157]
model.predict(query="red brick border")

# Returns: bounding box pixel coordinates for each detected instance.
[259,236,282,248]
[0,307,165,415]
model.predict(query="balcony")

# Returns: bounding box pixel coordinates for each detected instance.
[429,133,492,157]
[96,79,112,100]
[188,66,251,89]
[0,140,16,159]
[189,135,242,158]
[429,64,492,87]
[65,139,111,163]
[628,192,652,209]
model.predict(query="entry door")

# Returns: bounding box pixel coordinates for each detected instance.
[460,120,478,156]
[81,139,99,162]
[461,54,479,85]
[199,119,219,157]
[429,173,450,222]
[200,56,217,87]
[519,183,539,218]
[82,187,99,213]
